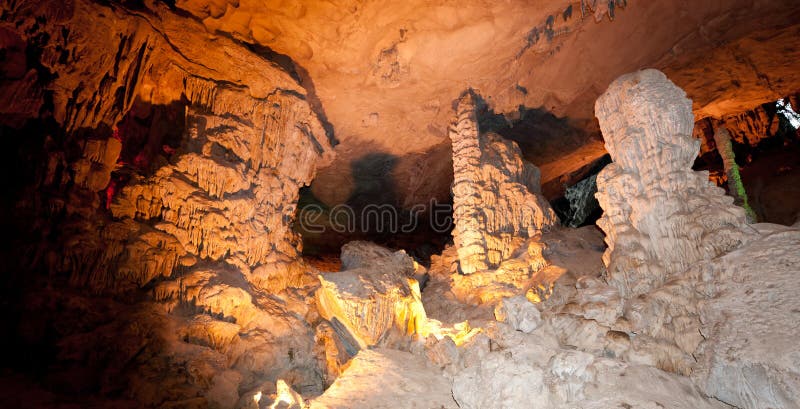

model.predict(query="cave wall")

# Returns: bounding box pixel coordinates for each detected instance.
[0,0,335,404]
[2,0,333,291]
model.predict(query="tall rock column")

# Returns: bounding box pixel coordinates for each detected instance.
[450,91,492,274]
[449,90,558,274]
[712,126,757,222]
[594,69,751,297]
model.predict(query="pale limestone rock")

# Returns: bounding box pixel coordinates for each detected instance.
[316,242,427,349]
[269,380,306,409]
[693,225,800,408]
[494,296,542,333]
[309,349,458,409]
[339,241,416,273]
[453,352,551,409]
[452,321,726,409]
[449,90,558,275]
[594,69,751,298]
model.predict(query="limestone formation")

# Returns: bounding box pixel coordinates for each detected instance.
[564,174,600,227]
[309,349,458,409]
[316,242,428,349]
[451,320,725,409]
[449,90,558,274]
[494,296,542,333]
[594,69,752,297]
[3,0,800,407]
[1,0,334,405]
[712,126,757,222]
[693,225,800,408]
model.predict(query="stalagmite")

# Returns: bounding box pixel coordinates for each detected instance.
[449,90,558,275]
[712,126,757,222]
[594,69,751,297]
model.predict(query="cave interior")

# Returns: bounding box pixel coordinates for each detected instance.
[1,0,800,408]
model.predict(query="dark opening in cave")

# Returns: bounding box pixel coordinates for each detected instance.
[692,95,800,225]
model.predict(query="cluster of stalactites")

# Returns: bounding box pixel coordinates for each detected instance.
[594,69,751,297]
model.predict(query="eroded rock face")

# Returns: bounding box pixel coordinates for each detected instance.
[316,242,427,349]
[451,321,725,409]
[1,0,334,405]
[693,225,800,409]
[594,69,751,297]
[309,348,458,409]
[450,91,558,275]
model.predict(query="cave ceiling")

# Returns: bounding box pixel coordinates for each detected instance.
[170,0,800,209]
[20,0,800,208]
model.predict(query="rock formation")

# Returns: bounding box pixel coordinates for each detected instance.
[316,241,428,349]
[594,69,752,297]
[2,0,800,407]
[309,349,458,409]
[2,0,335,405]
[712,126,757,222]
[692,224,800,408]
[449,90,558,275]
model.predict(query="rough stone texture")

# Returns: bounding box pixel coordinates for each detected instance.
[494,296,541,333]
[694,224,800,409]
[594,69,751,297]
[451,321,726,409]
[166,0,800,221]
[316,241,428,349]
[693,98,789,155]
[712,126,757,222]
[1,0,333,406]
[564,173,600,227]
[449,90,558,274]
[309,349,458,409]
[3,0,333,293]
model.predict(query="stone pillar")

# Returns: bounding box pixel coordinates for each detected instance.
[712,126,757,222]
[449,90,558,275]
[594,69,750,297]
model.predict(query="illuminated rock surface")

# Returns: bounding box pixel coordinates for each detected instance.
[1,0,800,408]
[309,349,458,409]
[450,90,558,275]
[316,241,427,349]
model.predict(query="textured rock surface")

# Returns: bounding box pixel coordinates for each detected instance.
[316,241,427,349]
[309,349,458,409]
[450,91,557,274]
[451,321,726,409]
[166,0,800,219]
[594,69,752,297]
[1,0,333,406]
[494,296,541,334]
[694,225,800,409]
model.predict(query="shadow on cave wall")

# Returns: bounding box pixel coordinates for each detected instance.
[295,147,454,266]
